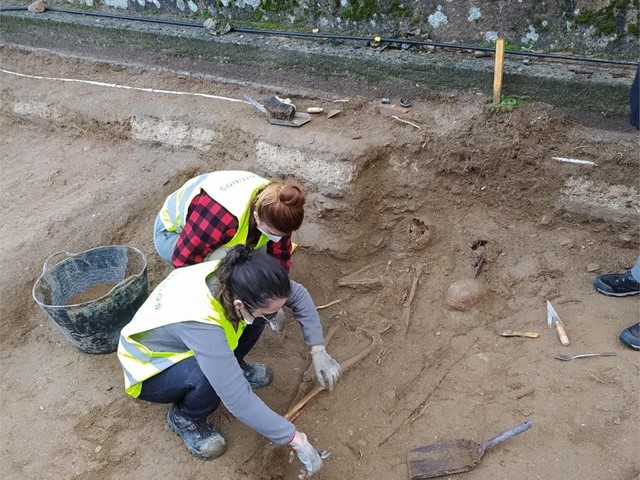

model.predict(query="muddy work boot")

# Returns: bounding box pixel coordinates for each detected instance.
[263,96,296,120]
[167,404,226,460]
[239,360,274,388]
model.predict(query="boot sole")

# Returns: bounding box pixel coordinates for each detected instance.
[594,289,640,297]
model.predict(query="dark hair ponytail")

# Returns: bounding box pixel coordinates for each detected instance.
[216,245,291,321]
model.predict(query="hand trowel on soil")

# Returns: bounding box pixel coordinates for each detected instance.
[546,300,570,346]
[407,421,532,479]
[243,94,311,127]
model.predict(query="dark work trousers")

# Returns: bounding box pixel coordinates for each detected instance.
[138,320,266,421]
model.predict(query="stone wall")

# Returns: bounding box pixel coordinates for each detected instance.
[51,0,640,58]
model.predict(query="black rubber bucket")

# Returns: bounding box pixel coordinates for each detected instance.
[32,246,148,354]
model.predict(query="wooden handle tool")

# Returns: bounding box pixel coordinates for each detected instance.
[546,300,570,346]
[555,320,570,346]
[501,330,539,338]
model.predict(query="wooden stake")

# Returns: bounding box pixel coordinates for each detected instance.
[493,38,505,105]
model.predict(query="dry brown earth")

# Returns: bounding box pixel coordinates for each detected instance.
[0,46,638,480]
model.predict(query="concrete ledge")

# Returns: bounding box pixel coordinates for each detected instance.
[559,176,640,225]
[131,115,218,150]
[256,140,357,197]
[0,11,635,116]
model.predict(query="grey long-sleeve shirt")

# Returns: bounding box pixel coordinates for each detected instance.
[137,280,324,445]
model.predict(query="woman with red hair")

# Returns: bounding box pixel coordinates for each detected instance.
[154,171,306,271]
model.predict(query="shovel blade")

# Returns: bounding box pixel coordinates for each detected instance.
[408,439,482,479]
[269,112,311,127]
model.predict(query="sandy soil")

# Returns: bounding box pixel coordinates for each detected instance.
[0,46,638,480]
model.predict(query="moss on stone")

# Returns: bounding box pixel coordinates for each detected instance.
[259,0,297,14]
[575,0,637,37]
[389,0,411,18]
[628,21,639,35]
[342,0,380,21]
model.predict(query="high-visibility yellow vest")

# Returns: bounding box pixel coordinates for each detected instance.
[117,261,247,398]
[159,171,271,250]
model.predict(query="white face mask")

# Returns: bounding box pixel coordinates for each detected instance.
[257,225,283,243]
[254,213,284,243]
[235,303,254,325]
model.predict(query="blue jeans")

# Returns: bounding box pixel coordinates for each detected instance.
[138,320,266,420]
[631,257,640,282]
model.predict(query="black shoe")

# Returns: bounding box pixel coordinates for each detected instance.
[593,270,640,297]
[167,405,226,460]
[239,360,273,388]
[620,322,640,350]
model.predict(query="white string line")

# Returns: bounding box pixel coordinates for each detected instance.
[0,67,247,104]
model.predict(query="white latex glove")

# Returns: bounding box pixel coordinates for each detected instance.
[310,345,341,392]
[289,431,323,479]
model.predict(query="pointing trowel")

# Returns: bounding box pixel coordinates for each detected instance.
[546,300,570,346]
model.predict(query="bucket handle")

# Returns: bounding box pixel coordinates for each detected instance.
[42,251,80,274]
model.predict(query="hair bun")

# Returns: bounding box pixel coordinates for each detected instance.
[226,245,252,266]
[279,184,306,208]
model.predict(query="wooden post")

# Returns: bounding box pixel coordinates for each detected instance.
[493,38,505,104]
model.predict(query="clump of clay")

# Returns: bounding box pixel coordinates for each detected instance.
[445,279,488,311]
[409,218,434,250]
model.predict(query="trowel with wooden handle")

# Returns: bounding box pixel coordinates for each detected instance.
[546,300,570,346]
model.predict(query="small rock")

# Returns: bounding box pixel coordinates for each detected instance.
[540,215,551,226]
[613,417,622,425]
[203,18,231,36]
[522,58,531,65]
[445,279,489,311]
[587,263,600,272]
[618,233,632,243]
[95,445,102,453]
[28,0,45,12]
[559,237,573,248]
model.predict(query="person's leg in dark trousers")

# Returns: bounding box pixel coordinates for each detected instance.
[138,321,267,419]
[138,356,227,459]
[139,356,219,420]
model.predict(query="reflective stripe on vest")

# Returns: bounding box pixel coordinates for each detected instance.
[117,262,247,398]
[159,171,270,233]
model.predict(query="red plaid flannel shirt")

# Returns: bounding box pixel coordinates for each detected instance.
[171,192,292,270]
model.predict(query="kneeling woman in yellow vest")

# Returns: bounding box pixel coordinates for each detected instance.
[154,170,305,271]
[117,245,340,478]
